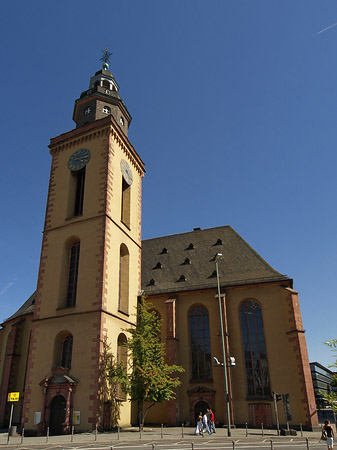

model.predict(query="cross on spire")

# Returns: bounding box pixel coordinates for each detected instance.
[100,47,112,70]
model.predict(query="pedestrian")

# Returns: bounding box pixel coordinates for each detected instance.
[202,411,211,435]
[321,419,334,450]
[195,412,203,435]
[209,408,216,434]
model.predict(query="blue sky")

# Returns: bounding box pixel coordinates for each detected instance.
[0,1,336,367]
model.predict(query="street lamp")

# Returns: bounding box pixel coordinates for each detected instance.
[215,252,231,437]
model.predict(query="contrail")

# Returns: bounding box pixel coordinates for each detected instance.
[0,280,16,296]
[316,21,337,35]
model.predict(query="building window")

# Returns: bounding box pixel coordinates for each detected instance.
[189,305,212,380]
[118,244,129,314]
[117,334,127,400]
[61,335,73,368]
[120,117,124,126]
[84,107,91,115]
[240,300,270,397]
[103,105,111,114]
[66,241,80,307]
[121,178,131,227]
[74,168,85,216]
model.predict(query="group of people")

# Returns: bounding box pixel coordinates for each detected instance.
[195,408,216,435]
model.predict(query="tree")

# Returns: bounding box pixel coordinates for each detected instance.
[99,337,129,428]
[319,339,337,430]
[121,295,184,429]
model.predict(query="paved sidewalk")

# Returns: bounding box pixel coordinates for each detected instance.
[0,426,325,447]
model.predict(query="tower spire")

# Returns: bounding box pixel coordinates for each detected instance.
[100,47,112,70]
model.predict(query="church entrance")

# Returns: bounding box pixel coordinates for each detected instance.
[194,400,209,424]
[49,395,66,435]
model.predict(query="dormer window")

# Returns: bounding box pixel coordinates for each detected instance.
[84,107,91,115]
[103,105,111,114]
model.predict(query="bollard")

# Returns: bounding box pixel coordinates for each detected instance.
[306,437,309,450]
[245,422,248,437]
[95,424,98,441]
[182,423,184,438]
[270,439,273,449]
[46,427,49,443]
[118,426,120,440]
[161,423,163,438]
[262,423,264,437]
[232,439,235,449]
[21,428,24,444]
[300,423,303,437]
[71,425,74,442]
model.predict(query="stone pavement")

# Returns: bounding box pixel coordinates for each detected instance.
[0,426,326,447]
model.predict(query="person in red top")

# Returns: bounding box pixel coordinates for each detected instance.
[209,408,216,434]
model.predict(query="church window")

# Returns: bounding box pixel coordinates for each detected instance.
[118,244,129,315]
[103,105,111,114]
[102,80,110,89]
[189,305,212,380]
[61,335,73,368]
[120,117,124,125]
[116,334,127,400]
[73,168,85,216]
[240,300,270,397]
[121,178,131,228]
[84,107,91,115]
[66,241,80,307]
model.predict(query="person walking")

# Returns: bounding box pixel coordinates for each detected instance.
[321,419,334,450]
[195,412,203,435]
[202,411,211,435]
[209,408,216,434]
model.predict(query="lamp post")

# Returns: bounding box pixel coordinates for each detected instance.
[215,252,231,437]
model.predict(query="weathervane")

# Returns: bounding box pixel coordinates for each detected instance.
[100,47,112,70]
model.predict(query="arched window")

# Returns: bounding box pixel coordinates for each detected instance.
[121,178,131,227]
[117,334,127,400]
[102,80,110,89]
[189,305,212,380]
[118,244,129,314]
[240,300,270,396]
[61,335,73,368]
[53,331,73,369]
[66,241,80,307]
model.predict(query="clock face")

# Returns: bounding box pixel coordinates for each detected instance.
[68,148,91,172]
[120,159,133,185]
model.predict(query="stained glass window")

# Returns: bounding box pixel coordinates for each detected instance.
[241,300,270,396]
[189,305,212,380]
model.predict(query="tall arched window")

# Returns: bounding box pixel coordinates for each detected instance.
[240,300,270,396]
[53,331,73,369]
[189,305,212,380]
[118,244,129,314]
[61,335,73,368]
[117,334,127,400]
[66,241,80,307]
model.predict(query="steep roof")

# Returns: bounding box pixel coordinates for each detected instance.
[2,292,35,325]
[141,226,290,296]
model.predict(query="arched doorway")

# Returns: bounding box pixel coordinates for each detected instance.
[49,395,66,435]
[194,400,209,424]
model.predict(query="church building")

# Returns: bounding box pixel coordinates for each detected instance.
[0,58,318,434]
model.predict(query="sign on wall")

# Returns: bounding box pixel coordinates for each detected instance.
[34,412,41,425]
[73,411,80,425]
[7,392,20,402]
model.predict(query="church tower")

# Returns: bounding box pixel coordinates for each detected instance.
[21,52,145,434]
